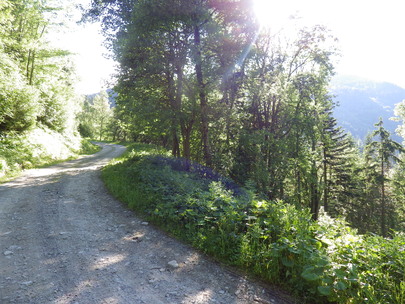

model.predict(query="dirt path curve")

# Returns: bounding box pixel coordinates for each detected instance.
[0,143,294,304]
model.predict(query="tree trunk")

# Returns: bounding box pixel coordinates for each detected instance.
[26,49,32,79]
[381,157,386,237]
[29,51,35,85]
[182,125,192,160]
[174,60,184,158]
[193,24,212,167]
[310,138,320,220]
[171,132,180,157]
[165,63,180,157]
[323,148,329,212]
[310,161,320,220]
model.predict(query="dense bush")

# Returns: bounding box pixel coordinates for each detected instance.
[0,51,39,133]
[102,143,405,303]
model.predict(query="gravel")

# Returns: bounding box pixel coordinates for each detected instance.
[0,143,296,304]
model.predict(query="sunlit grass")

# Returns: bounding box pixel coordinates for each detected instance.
[0,127,100,183]
[79,139,102,155]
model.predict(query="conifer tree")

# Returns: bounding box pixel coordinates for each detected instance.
[321,110,357,215]
[365,118,403,236]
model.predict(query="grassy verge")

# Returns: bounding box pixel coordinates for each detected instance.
[0,128,100,182]
[102,143,405,304]
[79,139,102,155]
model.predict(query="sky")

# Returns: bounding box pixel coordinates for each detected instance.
[52,0,405,94]
[48,0,116,95]
[254,0,405,88]
[63,23,116,95]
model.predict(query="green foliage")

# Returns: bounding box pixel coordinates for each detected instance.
[0,132,36,175]
[103,144,405,303]
[77,91,113,140]
[0,126,84,180]
[85,0,405,235]
[0,51,39,132]
[0,0,79,136]
[79,139,101,155]
[362,119,404,236]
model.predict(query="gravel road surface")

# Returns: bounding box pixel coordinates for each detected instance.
[0,143,295,304]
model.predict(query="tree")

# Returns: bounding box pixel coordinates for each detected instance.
[390,154,405,232]
[0,0,79,135]
[93,91,113,140]
[365,118,404,236]
[84,0,362,225]
[320,110,358,215]
[0,51,39,132]
[393,99,405,141]
[84,0,257,164]
[78,91,113,140]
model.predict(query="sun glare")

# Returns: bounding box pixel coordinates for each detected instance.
[252,0,300,31]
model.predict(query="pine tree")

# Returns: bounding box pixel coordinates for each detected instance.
[321,111,358,215]
[365,118,403,236]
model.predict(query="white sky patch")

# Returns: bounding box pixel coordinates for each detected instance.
[61,23,116,95]
[253,0,300,31]
[253,0,405,88]
[47,0,116,95]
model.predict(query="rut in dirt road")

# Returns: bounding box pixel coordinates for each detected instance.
[0,143,295,304]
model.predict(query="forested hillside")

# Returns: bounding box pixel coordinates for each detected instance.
[0,0,83,178]
[331,75,405,142]
[85,0,405,237]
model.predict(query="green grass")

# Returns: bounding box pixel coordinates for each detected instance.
[79,139,102,155]
[0,129,100,182]
[102,143,405,304]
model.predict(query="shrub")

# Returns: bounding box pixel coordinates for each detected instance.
[79,139,101,155]
[102,144,405,303]
[0,128,91,180]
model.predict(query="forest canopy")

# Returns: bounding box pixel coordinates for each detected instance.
[0,0,78,134]
[82,0,405,236]
[0,0,85,178]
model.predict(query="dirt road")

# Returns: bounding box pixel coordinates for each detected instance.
[0,143,294,304]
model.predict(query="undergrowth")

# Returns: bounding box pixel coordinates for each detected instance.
[79,139,102,155]
[102,143,405,304]
[0,127,99,181]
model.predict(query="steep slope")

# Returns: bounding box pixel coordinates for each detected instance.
[330,75,405,142]
[0,126,81,179]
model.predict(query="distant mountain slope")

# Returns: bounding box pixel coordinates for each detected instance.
[330,75,405,142]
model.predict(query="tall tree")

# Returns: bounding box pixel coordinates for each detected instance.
[0,0,78,134]
[78,91,113,140]
[365,118,403,236]
[320,109,358,214]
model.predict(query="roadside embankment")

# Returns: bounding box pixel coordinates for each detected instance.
[0,126,98,181]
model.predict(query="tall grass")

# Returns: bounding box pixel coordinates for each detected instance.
[102,143,405,304]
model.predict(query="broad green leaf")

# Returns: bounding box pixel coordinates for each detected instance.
[317,286,332,296]
[322,277,333,284]
[301,268,320,281]
[334,281,347,290]
[281,256,294,267]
